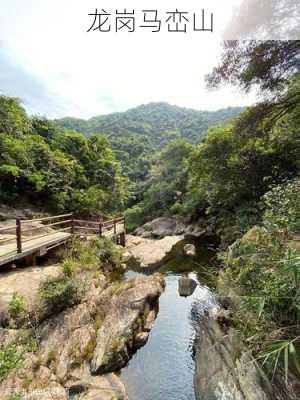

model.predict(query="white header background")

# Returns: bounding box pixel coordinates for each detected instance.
[0,0,258,118]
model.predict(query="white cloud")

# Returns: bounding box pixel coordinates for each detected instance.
[0,0,254,118]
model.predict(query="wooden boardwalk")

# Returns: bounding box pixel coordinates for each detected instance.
[0,214,125,267]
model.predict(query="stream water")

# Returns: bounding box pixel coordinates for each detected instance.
[120,241,218,400]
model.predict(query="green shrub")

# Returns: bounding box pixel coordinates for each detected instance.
[40,276,82,314]
[8,293,26,320]
[96,237,122,269]
[0,329,38,383]
[61,258,76,277]
[263,178,300,234]
[66,237,122,271]
[0,96,129,215]
[0,343,22,382]
[8,394,23,400]
[77,242,99,270]
[125,204,145,232]
[222,182,300,382]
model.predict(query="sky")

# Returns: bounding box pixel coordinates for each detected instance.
[0,0,258,119]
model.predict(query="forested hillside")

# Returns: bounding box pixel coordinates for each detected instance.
[0,99,129,215]
[56,102,243,145]
[0,101,242,217]
[126,87,299,237]
[56,103,243,197]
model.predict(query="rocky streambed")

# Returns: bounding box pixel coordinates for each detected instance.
[119,237,219,400]
[0,219,277,400]
[120,226,275,400]
[0,263,165,399]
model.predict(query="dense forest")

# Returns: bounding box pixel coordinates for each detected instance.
[0,100,242,216]
[0,39,299,389]
[0,103,129,215]
[56,102,243,145]
[56,103,243,193]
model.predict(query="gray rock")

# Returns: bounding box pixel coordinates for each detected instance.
[185,225,206,238]
[0,273,164,400]
[0,327,18,346]
[125,234,184,268]
[134,217,207,240]
[134,332,150,349]
[134,217,185,238]
[90,273,165,374]
[178,277,197,297]
[0,299,9,327]
[68,365,128,400]
[183,244,196,256]
[0,264,62,326]
[122,251,132,262]
[194,319,272,400]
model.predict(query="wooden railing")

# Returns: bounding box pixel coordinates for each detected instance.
[0,214,126,255]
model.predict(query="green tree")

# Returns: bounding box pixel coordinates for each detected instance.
[207,41,300,97]
[0,96,31,137]
[0,96,129,216]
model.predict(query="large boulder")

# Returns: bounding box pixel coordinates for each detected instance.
[90,273,165,374]
[0,273,165,400]
[0,264,62,326]
[125,234,184,268]
[134,217,206,239]
[178,277,197,297]
[134,217,185,238]
[194,318,272,400]
[67,364,128,400]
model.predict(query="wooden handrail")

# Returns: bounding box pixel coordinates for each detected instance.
[103,217,124,225]
[74,219,100,225]
[21,213,73,223]
[114,217,125,222]
[74,226,98,231]
[102,223,114,229]
[0,213,126,263]
[17,219,72,234]
[0,224,17,232]
[71,214,75,235]
[45,219,72,228]
[0,237,16,244]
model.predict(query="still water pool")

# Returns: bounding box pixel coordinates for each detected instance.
[120,243,218,400]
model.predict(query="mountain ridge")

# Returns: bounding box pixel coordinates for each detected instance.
[55,102,244,145]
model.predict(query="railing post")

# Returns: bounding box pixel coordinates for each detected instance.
[99,222,103,237]
[71,213,75,235]
[113,219,117,235]
[123,216,126,246]
[16,218,22,253]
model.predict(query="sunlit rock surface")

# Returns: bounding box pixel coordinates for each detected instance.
[91,273,165,374]
[0,271,165,400]
[125,234,184,268]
